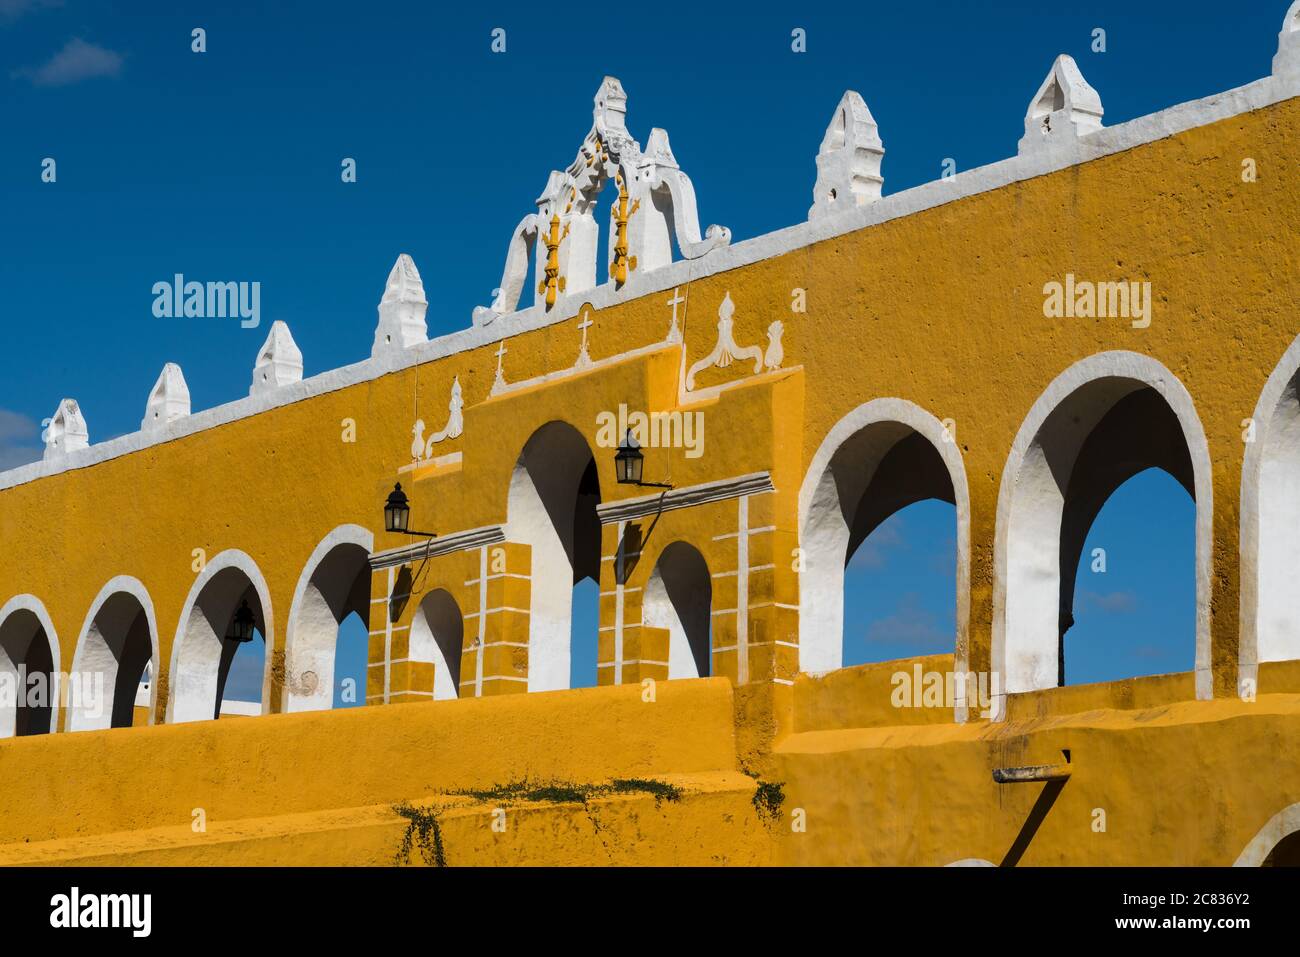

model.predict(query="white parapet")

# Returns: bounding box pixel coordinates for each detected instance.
[371,253,429,358]
[141,362,191,432]
[1275,2,1300,88]
[43,398,89,460]
[809,90,885,220]
[1018,54,1104,156]
[250,320,303,396]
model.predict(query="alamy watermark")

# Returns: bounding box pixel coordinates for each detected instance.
[891,664,1001,717]
[1043,273,1151,328]
[152,274,261,328]
[0,667,105,718]
[595,403,704,459]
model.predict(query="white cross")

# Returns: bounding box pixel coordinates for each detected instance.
[667,287,686,322]
[495,340,507,371]
[577,309,593,348]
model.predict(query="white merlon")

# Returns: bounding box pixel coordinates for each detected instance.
[141,363,191,432]
[250,320,303,396]
[43,399,89,461]
[1018,54,1104,156]
[809,90,885,220]
[1275,2,1300,88]
[372,253,429,358]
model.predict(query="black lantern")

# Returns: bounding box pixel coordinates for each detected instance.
[384,482,411,534]
[383,482,438,538]
[614,429,644,485]
[227,599,255,644]
[614,429,672,489]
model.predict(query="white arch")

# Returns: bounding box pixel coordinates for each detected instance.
[1234,802,1300,866]
[410,588,465,700]
[1240,334,1300,695]
[167,549,275,724]
[992,352,1213,717]
[0,593,62,737]
[797,398,972,710]
[643,541,712,679]
[284,524,373,712]
[945,858,996,867]
[68,575,159,730]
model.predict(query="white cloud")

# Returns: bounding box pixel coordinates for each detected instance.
[0,409,44,471]
[16,37,123,86]
[864,592,948,648]
[1080,589,1139,614]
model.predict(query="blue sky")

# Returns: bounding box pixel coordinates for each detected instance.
[2,0,1266,696]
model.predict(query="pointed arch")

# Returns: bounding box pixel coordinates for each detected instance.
[410,589,465,700]
[284,525,373,712]
[69,576,159,730]
[993,352,1212,716]
[0,594,61,737]
[643,541,712,678]
[168,549,274,723]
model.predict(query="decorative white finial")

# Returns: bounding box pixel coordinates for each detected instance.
[43,398,89,460]
[141,363,191,431]
[372,253,429,358]
[1018,55,1104,155]
[809,90,885,219]
[250,320,303,396]
[594,76,628,133]
[1274,2,1300,87]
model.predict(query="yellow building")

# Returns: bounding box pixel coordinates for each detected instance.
[3,10,1300,867]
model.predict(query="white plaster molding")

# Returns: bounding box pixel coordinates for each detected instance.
[1274,2,1300,89]
[0,593,62,737]
[1018,54,1104,156]
[1234,801,1300,865]
[167,548,275,723]
[598,472,774,525]
[1238,331,1300,693]
[250,320,303,396]
[946,858,996,867]
[372,253,429,357]
[990,352,1213,719]
[68,575,160,730]
[369,523,506,571]
[43,398,88,461]
[141,363,191,432]
[411,376,465,463]
[2,70,1297,493]
[809,90,884,219]
[284,524,373,713]
[796,398,971,720]
[685,292,764,390]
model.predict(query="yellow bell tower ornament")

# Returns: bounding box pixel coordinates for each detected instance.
[537,213,570,308]
[608,172,640,285]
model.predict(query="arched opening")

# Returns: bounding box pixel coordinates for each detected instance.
[170,552,272,723]
[0,598,58,737]
[798,399,970,686]
[285,527,373,712]
[506,421,602,692]
[643,541,712,678]
[1241,336,1300,690]
[1235,803,1300,866]
[410,588,464,699]
[996,354,1212,705]
[1263,832,1300,867]
[334,612,368,708]
[69,578,157,730]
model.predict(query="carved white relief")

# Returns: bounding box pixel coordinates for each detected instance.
[474,77,729,326]
[809,90,885,219]
[685,292,764,390]
[142,362,191,431]
[411,376,465,463]
[665,287,686,344]
[250,320,303,396]
[44,398,89,460]
[573,310,594,371]
[764,320,785,371]
[372,253,429,357]
[490,340,509,396]
[1017,54,1104,156]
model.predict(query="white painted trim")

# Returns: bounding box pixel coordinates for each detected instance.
[283,524,373,713]
[1234,802,1300,866]
[991,352,1213,719]
[68,575,160,730]
[1239,332,1300,694]
[796,398,971,719]
[946,858,996,867]
[597,472,774,524]
[5,73,1291,495]
[166,549,275,724]
[369,524,505,570]
[0,593,62,736]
